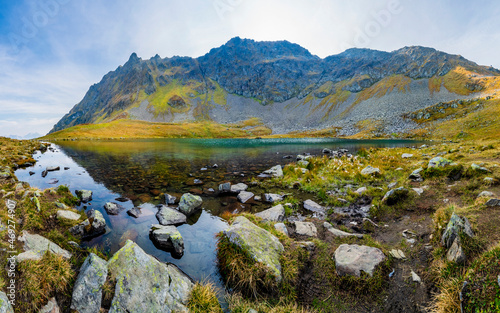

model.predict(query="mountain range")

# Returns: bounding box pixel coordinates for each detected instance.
[49,37,500,137]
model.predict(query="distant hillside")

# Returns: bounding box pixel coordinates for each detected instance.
[49,37,500,137]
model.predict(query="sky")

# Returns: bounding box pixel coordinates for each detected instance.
[0,0,499,138]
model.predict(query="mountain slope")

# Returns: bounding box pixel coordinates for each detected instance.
[49,37,500,136]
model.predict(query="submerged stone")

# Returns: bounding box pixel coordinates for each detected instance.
[156,205,187,225]
[177,193,202,216]
[150,224,184,256]
[75,190,93,203]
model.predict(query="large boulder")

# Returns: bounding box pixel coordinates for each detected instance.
[177,193,202,216]
[441,213,474,249]
[69,210,106,239]
[107,240,194,313]
[428,157,451,168]
[150,224,184,256]
[156,205,187,225]
[104,202,126,215]
[17,231,72,262]
[223,216,284,281]
[71,253,108,313]
[75,190,93,203]
[255,204,285,222]
[334,244,386,277]
[262,165,283,177]
[0,291,14,313]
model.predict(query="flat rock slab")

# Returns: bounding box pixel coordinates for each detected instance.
[237,191,254,203]
[56,210,81,221]
[324,222,363,238]
[71,253,108,313]
[255,204,285,222]
[156,205,187,225]
[334,244,386,277]
[107,240,193,313]
[263,193,283,203]
[294,221,317,237]
[178,193,202,216]
[17,231,72,261]
[303,199,326,218]
[231,183,248,193]
[223,216,284,281]
[150,224,184,256]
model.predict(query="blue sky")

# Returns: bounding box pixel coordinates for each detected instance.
[0,0,499,137]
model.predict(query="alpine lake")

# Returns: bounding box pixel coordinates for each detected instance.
[15,138,422,302]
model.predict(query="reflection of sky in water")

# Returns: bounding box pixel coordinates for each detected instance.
[15,138,423,300]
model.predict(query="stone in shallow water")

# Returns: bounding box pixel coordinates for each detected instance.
[104,202,126,215]
[75,189,92,203]
[237,191,254,203]
[334,244,386,277]
[177,193,202,216]
[230,183,248,193]
[150,224,184,256]
[127,207,141,218]
[156,205,187,225]
[164,193,177,205]
[223,216,284,282]
[69,210,106,239]
[107,240,193,313]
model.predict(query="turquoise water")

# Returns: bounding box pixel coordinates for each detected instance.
[15,138,422,299]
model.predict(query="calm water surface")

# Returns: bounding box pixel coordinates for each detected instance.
[15,138,422,297]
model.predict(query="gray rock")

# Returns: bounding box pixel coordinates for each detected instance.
[294,221,317,237]
[17,231,72,262]
[360,166,380,176]
[471,163,491,173]
[274,223,288,236]
[156,206,187,225]
[262,165,283,177]
[409,168,423,181]
[177,193,202,216]
[104,202,125,215]
[69,210,106,239]
[71,253,108,313]
[334,244,386,277]
[298,160,309,167]
[218,182,231,193]
[388,182,397,189]
[127,207,141,218]
[46,166,60,172]
[412,188,424,195]
[56,210,81,221]
[237,191,254,203]
[324,222,363,238]
[402,153,413,158]
[0,291,14,313]
[485,198,500,207]
[428,157,451,168]
[165,193,177,205]
[230,183,248,193]
[477,191,495,199]
[255,204,285,222]
[303,199,326,217]
[223,216,284,281]
[411,270,422,283]
[75,190,93,203]
[446,238,466,264]
[39,297,60,313]
[441,213,474,249]
[389,249,406,259]
[382,187,409,205]
[108,240,193,313]
[264,193,284,203]
[54,202,69,210]
[150,224,184,256]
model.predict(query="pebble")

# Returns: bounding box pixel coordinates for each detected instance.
[411,270,422,283]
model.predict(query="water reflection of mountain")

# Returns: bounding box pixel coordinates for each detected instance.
[55,138,419,203]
